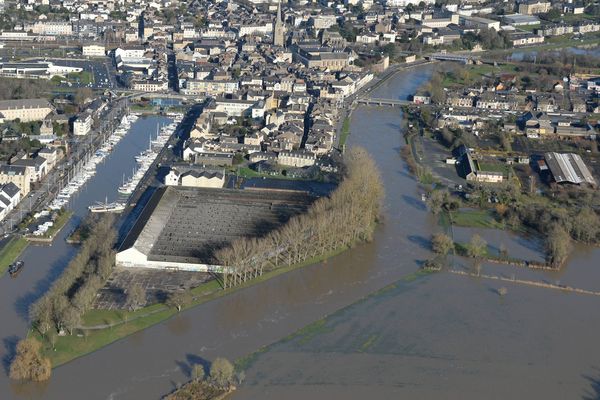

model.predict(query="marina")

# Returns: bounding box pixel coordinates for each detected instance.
[117,114,182,197]
[48,114,139,211]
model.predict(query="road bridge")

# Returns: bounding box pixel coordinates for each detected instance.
[356,98,413,107]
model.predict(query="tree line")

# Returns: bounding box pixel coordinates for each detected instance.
[14,215,117,381]
[215,147,384,287]
[0,78,53,101]
[28,215,117,343]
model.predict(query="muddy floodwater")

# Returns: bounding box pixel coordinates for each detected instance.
[2,66,600,399]
[233,70,600,399]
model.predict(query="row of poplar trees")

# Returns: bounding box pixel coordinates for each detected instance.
[29,215,117,338]
[216,147,384,288]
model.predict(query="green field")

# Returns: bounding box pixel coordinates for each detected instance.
[0,236,29,277]
[235,166,307,181]
[450,209,504,229]
[67,71,94,85]
[477,161,511,176]
[442,63,519,87]
[339,117,351,147]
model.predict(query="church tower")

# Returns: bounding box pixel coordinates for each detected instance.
[273,0,285,47]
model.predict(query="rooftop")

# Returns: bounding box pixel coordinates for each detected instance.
[545,152,596,186]
[119,186,316,265]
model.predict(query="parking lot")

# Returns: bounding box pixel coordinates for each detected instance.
[93,267,213,310]
[27,57,117,89]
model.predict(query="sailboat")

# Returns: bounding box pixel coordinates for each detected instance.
[89,196,126,213]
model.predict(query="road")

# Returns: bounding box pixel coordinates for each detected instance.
[0,99,129,235]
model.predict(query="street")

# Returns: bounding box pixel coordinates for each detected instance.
[0,99,128,234]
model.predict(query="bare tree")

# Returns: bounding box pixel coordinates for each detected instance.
[126,284,146,311]
[467,234,487,259]
[431,233,454,255]
[9,338,52,382]
[210,357,235,388]
[546,224,571,268]
[166,290,192,312]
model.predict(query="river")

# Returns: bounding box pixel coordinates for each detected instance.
[3,65,600,399]
[0,115,173,398]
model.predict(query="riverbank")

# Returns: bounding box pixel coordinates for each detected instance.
[0,236,28,277]
[339,117,351,147]
[37,246,351,367]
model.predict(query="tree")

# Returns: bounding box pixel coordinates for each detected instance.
[210,357,235,388]
[426,190,446,215]
[192,364,205,381]
[499,133,512,152]
[126,284,146,311]
[570,207,600,243]
[74,87,93,107]
[546,224,571,268]
[166,290,192,312]
[467,234,487,259]
[542,9,561,22]
[61,305,82,335]
[431,233,454,255]
[9,338,52,382]
[29,297,53,336]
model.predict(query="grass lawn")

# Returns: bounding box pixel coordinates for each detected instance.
[339,117,351,147]
[0,236,29,277]
[235,166,303,181]
[67,71,94,85]
[519,24,541,33]
[442,63,519,87]
[450,209,504,229]
[38,247,350,367]
[476,161,511,176]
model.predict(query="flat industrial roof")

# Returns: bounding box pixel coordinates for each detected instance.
[119,186,317,265]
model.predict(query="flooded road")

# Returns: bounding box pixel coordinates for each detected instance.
[0,115,172,398]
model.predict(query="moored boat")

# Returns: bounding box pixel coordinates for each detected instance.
[8,260,24,277]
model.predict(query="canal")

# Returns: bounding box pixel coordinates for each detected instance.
[3,64,600,399]
[0,115,173,397]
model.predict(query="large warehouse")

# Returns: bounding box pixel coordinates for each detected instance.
[116,186,315,272]
[544,152,596,186]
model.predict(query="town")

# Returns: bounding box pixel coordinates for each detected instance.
[0,0,599,398]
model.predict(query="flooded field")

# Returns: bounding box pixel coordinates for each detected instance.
[232,68,600,399]
[3,63,600,399]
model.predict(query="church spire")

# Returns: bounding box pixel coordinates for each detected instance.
[277,0,282,24]
[273,0,285,47]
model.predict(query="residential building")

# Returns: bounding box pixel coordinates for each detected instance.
[0,183,21,221]
[518,0,551,15]
[0,99,53,122]
[0,165,31,195]
[82,44,106,57]
[278,150,316,167]
[73,113,92,136]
